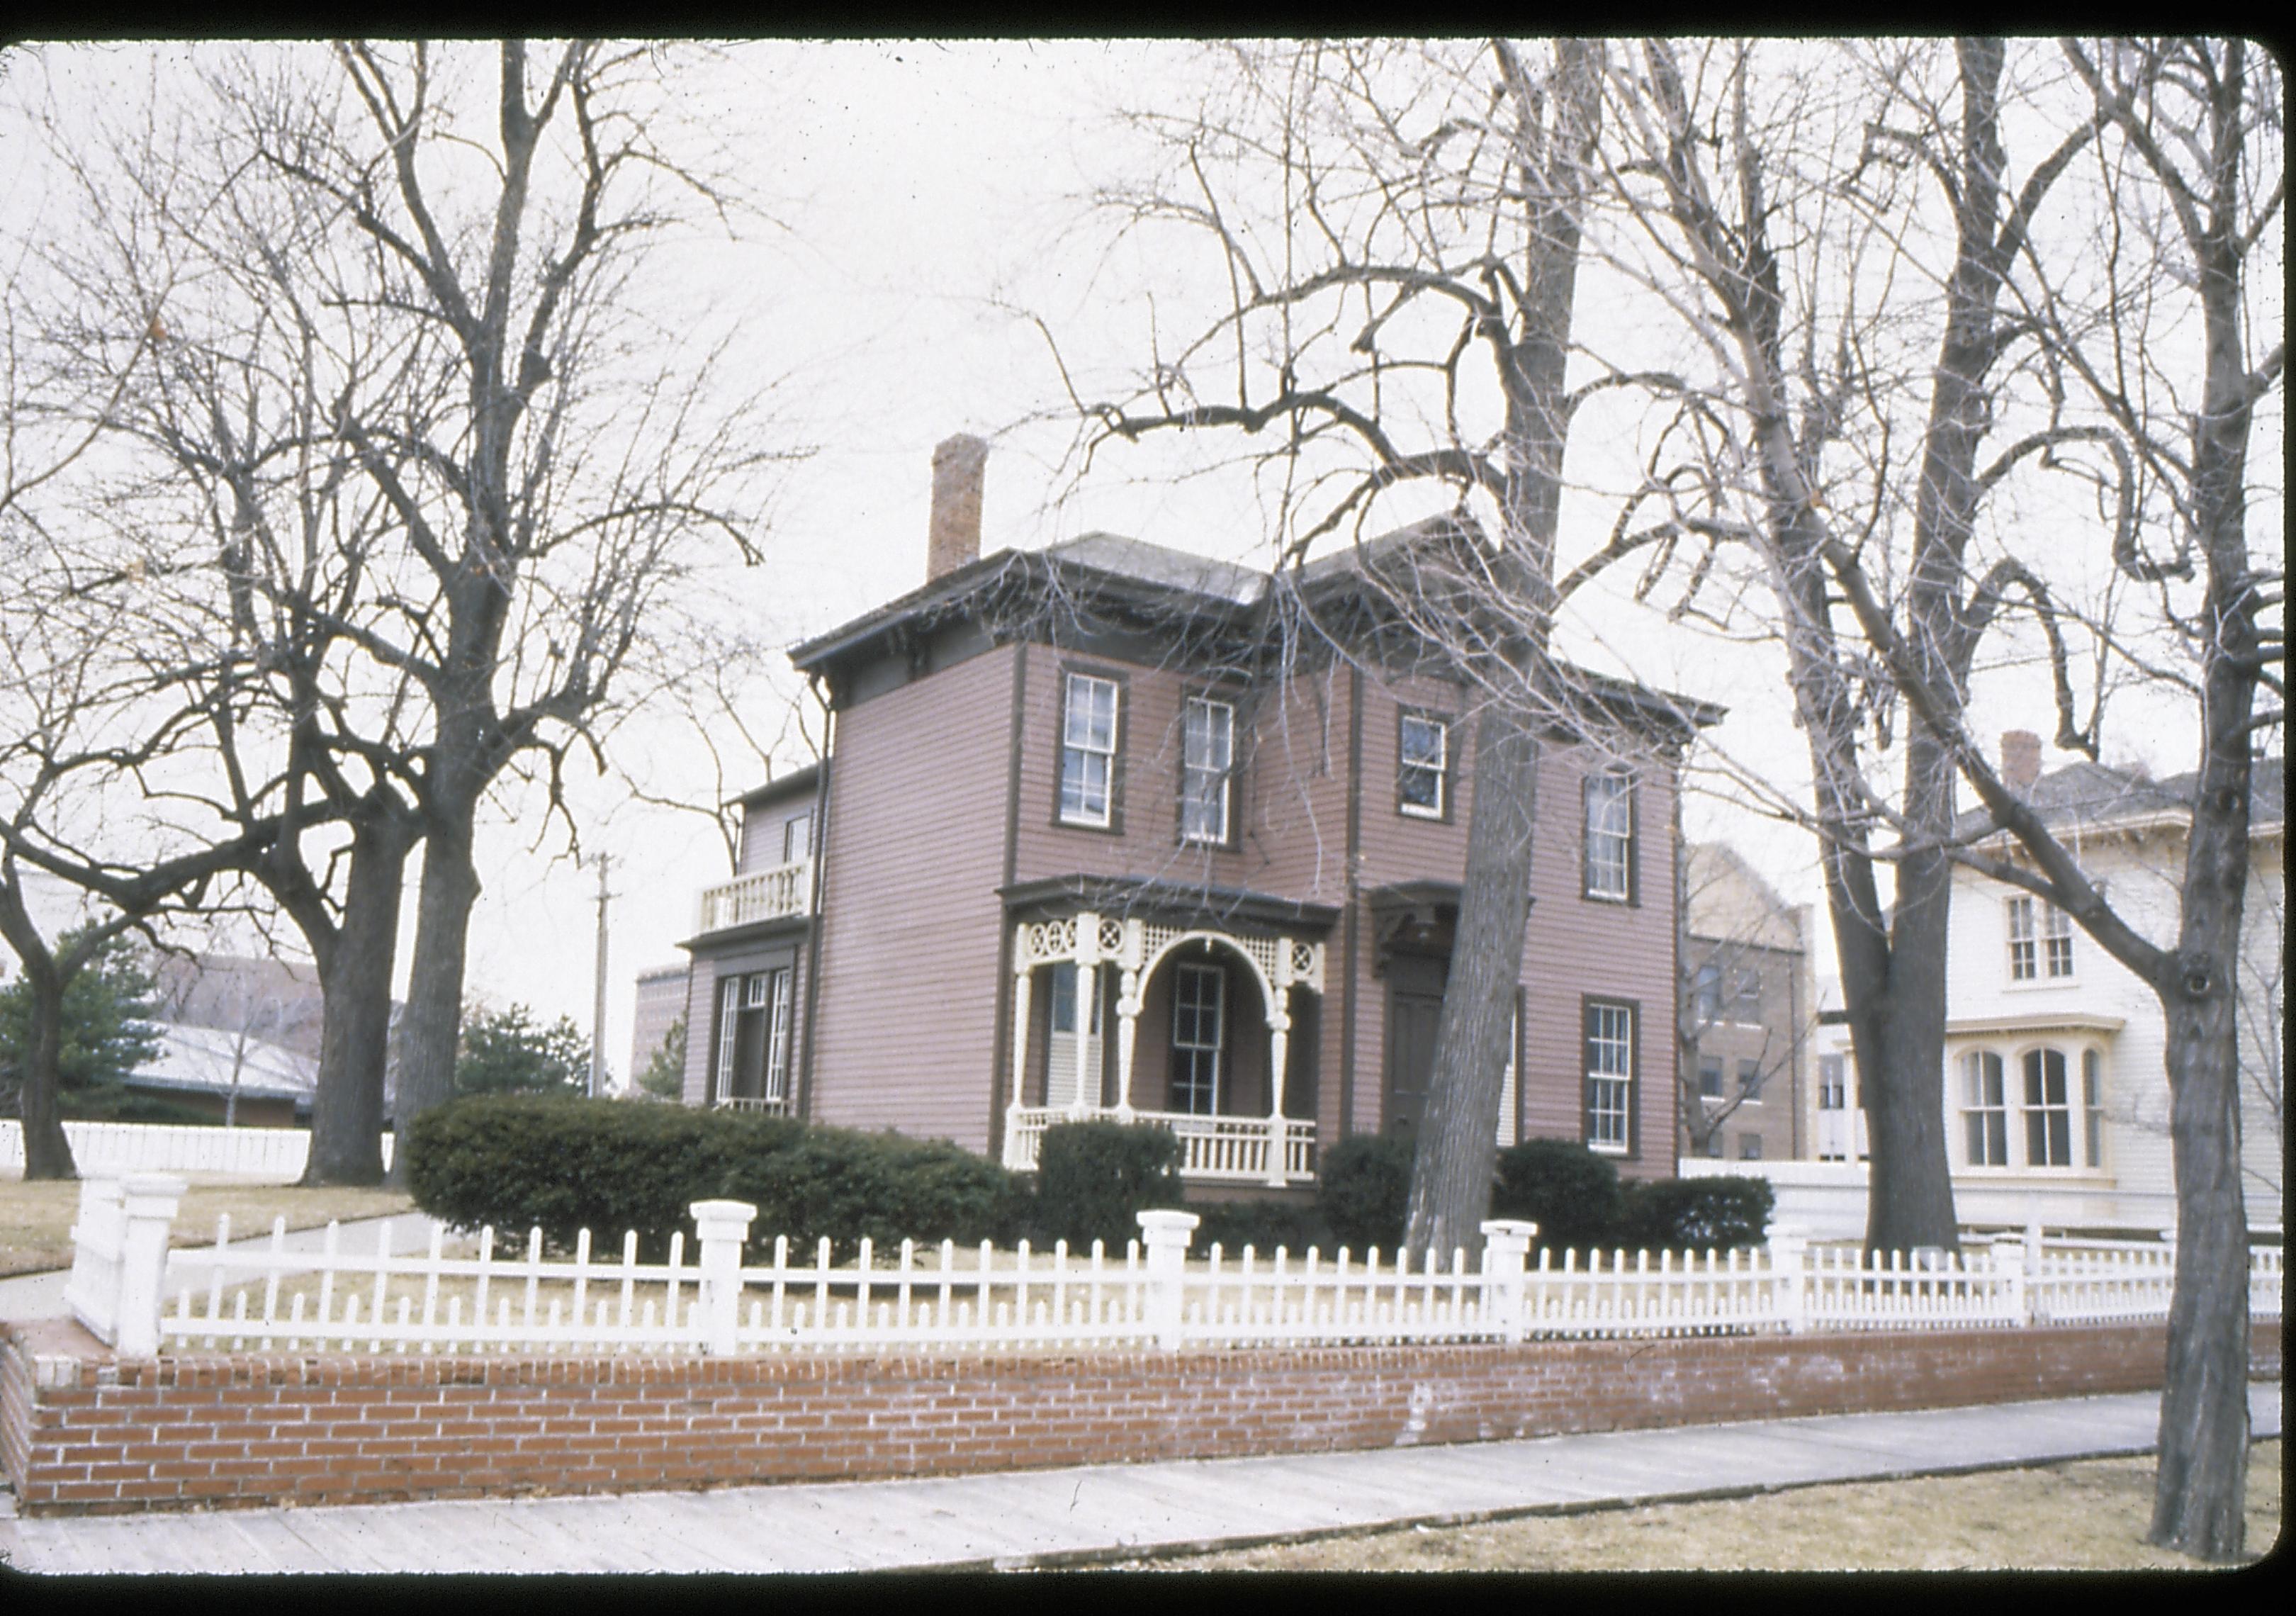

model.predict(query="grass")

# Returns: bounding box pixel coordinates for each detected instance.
[0,1173,414,1277]
[1108,1439,2283,1571]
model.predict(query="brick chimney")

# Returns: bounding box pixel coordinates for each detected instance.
[2001,729,2043,793]
[925,434,989,583]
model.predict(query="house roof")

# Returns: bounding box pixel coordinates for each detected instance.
[736,762,823,810]
[1954,756,2286,841]
[788,521,1724,736]
[998,873,1341,938]
[127,1023,318,1102]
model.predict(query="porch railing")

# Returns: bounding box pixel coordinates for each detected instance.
[1001,1106,1315,1185]
[715,1094,794,1117]
[694,858,812,935]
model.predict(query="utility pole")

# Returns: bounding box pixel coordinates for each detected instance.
[591,853,613,1099]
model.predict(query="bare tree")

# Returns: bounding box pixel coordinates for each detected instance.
[1592,39,2122,1254]
[9,42,789,1181]
[1059,39,1643,1258]
[1677,845,1813,1160]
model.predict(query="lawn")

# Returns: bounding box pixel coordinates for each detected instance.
[0,1174,415,1277]
[1110,1439,2284,1571]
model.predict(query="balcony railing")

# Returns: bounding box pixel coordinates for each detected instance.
[714,1094,794,1117]
[694,858,813,935]
[1003,1106,1315,1186]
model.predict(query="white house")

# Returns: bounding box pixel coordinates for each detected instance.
[1693,738,2283,1241]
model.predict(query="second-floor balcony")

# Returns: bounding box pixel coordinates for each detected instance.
[694,858,814,936]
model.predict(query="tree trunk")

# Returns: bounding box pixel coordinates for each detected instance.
[13,965,76,1181]
[300,809,415,1187]
[1402,698,1541,1258]
[389,793,483,1186]
[1856,724,1962,1255]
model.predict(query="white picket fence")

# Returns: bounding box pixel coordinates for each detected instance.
[1,1119,393,1179]
[56,1180,2280,1360]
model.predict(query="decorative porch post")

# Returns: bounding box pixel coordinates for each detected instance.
[1113,919,1142,1122]
[1004,924,1034,1169]
[1071,911,1100,1120]
[1263,936,1295,1187]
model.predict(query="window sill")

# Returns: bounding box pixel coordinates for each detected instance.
[1582,890,1632,906]
[1397,804,1446,822]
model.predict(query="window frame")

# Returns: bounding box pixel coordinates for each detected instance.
[1169,960,1227,1116]
[1582,996,1637,1157]
[1178,692,1239,848]
[1395,709,1452,822]
[781,810,811,865]
[1054,666,1127,834]
[1960,1050,2008,1166]
[2022,1046,2074,1167]
[1582,770,1637,904]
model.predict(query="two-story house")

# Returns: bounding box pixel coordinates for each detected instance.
[674,437,1721,1197]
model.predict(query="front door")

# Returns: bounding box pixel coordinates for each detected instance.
[1385,955,1448,1136]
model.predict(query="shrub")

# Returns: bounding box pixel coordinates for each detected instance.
[1490,1138,1623,1254]
[1189,1199,1331,1257]
[1616,1175,1774,1254]
[404,1094,1027,1262]
[1029,1121,1183,1252]
[716,1126,1029,1262]
[1315,1132,1412,1253]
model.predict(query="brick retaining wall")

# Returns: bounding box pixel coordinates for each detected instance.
[0,1315,2280,1515]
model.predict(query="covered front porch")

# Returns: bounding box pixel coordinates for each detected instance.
[998,883,1331,1187]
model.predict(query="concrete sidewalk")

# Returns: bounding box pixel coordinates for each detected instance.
[0,1381,2278,1574]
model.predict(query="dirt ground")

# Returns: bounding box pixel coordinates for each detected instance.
[0,1175,413,1276]
[1110,1439,2283,1571]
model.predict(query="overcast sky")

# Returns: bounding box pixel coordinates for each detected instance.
[5,40,2241,1082]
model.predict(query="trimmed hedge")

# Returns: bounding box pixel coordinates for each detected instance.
[1190,1198,1332,1257]
[1616,1174,1774,1253]
[403,1094,1025,1262]
[1029,1120,1184,1252]
[1490,1137,1623,1253]
[1315,1132,1412,1252]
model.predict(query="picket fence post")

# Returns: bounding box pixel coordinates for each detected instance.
[1478,1219,1536,1342]
[1767,1223,1808,1335]
[1137,1208,1199,1350]
[113,1172,186,1357]
[690,1199,758,1354]
[1992,1232,2030,1326]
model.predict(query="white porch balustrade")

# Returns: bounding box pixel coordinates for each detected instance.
[1002,1106,1315,1184]
[714,1095,795,1117]
[1003,909,1326,1186]
[694,858,813,934]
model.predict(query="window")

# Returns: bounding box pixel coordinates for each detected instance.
[1584,773,1633,901]
[1692,961,1723,1023]
[1733,969,1763,1021]
[1739,1132,1763,1160]
[2083,1049,2105,1169]
[1584,1000,1634,1154]
[1495,997,1521,1148]
[714,967,793,1106]
[2023,1048,2073,1167]
[2008,896,2075,981]
[1818,1055,1847,1110]
[782,812,811,865]
[1170,963,1225,1116]
[1398,713,1448,819]
[1047,963,1105,1110]
[1059,673,1120,828]
[1737,1059,1762,1101]
[1698,1057,1723,1099]
[1962,1050,2008,1166]
[1180,696,1234,844]
[1704,1133,1725,1158]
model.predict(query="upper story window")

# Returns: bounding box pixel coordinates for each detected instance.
[1059,673,1120,828]
[1180,695,1235,845]
[1398,712,1448,819]
[1698,1057,1723,1099]
[1692,960,1723,1023]
[782,811,811,865]
[1583,772,1633,902]
[1818,1055,1847,1110]
[1737,1057,1762,1101]
[1583,999,1634,1155]
[2006,895,2074,982]
[1733,969,1762,1021]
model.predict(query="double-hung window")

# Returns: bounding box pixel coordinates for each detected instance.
[1962,1050,2008,1165]
[2022,1048,2073,1166]
[714,967,793,1106]
[1398,713,1448,819]
[1692,961,1723,1023]
[1584,773,1633,901]
[1584,1000,1633,1154]
[1180,696,1234,844]
[2007,896,2075,981]
[1170,963,1225,1116]
[782,812,811,865]
[1059,673,1120,827]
